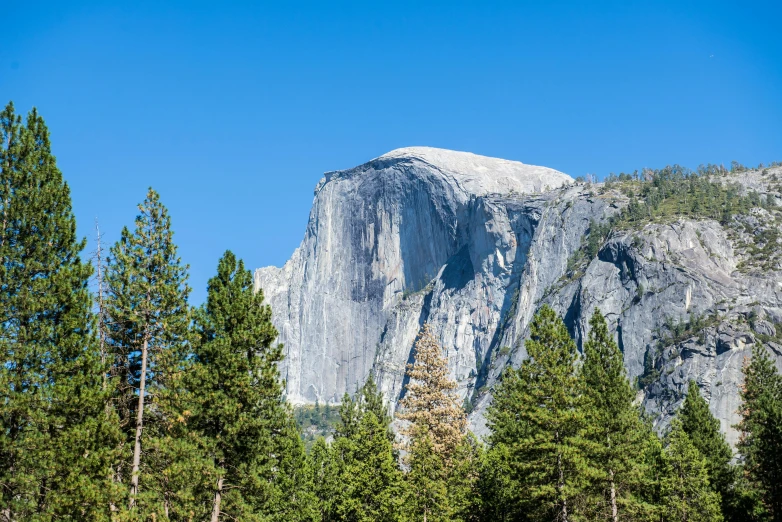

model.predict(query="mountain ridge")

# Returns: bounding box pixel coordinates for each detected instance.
[255,148,782,445]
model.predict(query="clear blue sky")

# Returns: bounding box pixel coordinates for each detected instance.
[3,1,781,303]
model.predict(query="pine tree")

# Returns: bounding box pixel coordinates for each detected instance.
[680,380,738,520]
[485,305,588,522]
[737,345,782,522]
[446,433,483,522]
[105,188,193,516]
[478,441,525,521]
[581,308,647,521]
[397,323,467,462]
[331,411,402,521]
[0,102,122,520]
[319,374,402,521]
[187,250,317,521]
[309,437,335,521]
[335,374,393,443]
[404,433,450,522]
[258,417,318,522]
[397,324,467,522]
[661,420,723,522]
[637,422,668,521]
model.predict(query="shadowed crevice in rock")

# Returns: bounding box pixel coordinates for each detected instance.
[441,246,474,292]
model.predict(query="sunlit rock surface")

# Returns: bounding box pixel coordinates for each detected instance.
[256,147,782,446]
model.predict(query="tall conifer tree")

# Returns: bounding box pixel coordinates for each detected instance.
[486,305,588,522]
[397,324,468,522]
[188,250,316,521]
[0,102,121,520]
[737,345,782,521]
[680,380,737,520]
[397,324,467,461]
[661,420,723,522]
[581,308,646,521]
[105,188,192,516]
[329,410,402,521]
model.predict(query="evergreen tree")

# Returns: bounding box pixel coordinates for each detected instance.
[320,374,402,521]
[397,324,468,522]
[397,323,467,462]
[258,417,318,522]
[309,437,335,521]
[105,188,193,516]
[335,374,394,442]
[404,433,450,522]
[661,420,723,522]
[637,422,668,521]
[330,411,402,521]
[446,433,483,522]
[478,442,525,521]
[737,345,782,521]
[680,380,738,520]
[581,308,647,521]
[187,250,317,521]
[485,305,588,522]
[0,102,121,520]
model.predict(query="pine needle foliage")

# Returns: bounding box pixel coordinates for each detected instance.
[661,420,724,522]
[105,188,193,517]
[736,345,782,522]
[397,323,467,463]
[0,102,122,520]
[486,305,589,522]
[679,380,738,520]
[581,308,647,521]
[188,250,316,521]
[396,324,470,522]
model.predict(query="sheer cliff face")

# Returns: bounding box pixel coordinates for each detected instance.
[255,147,782,445]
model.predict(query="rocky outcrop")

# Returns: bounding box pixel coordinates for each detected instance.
[255,147,782,445]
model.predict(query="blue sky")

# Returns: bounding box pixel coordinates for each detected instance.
[3,1,781,303]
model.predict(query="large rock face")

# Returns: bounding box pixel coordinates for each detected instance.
[255,147,782,445]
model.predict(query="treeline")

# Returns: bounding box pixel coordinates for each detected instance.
[0,103,313,520]
[567,163,780,277]
[2,102,782,521]
[314,307,782,522]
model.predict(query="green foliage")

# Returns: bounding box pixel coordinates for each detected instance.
[5,100,782,522]
[446,433,483,522]
[403,433,450,522]
[185,250,317,520]
[485,305,590,521]
[736,345,782,521]
[295,402,341,448]
[105,188,194,518]
[638,314,719,390]
[661,313,719,346]
[661,420,724,522]
[313,375,402,522]
[0,102,122,520]
[566,164,779,278]
[680,381,740,520]
[581,309,648,520]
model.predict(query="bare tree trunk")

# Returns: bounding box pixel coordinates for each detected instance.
[210,473,224,522]
[94,220,119,514]
[129,335,149,509]
[609,469,618,522]
[559,458,568,522]
[1,132,11,249]
[94,220,107,390]
[557,432,568,522]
